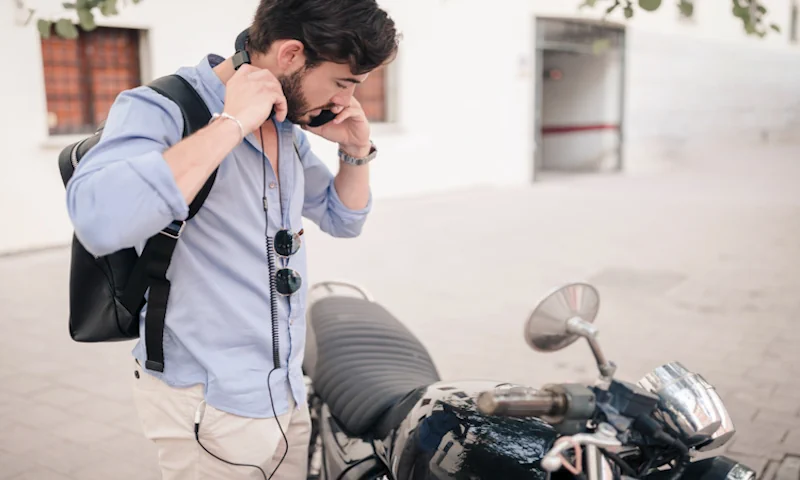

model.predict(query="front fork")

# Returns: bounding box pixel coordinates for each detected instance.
[306,375,324,480]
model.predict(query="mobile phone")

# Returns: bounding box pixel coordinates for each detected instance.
[261,107,336,127]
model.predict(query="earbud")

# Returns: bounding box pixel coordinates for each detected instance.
[194,400,207,426]
[232,28,251,71]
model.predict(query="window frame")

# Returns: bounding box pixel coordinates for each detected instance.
[353,61,399,126]
[39,24,148,142]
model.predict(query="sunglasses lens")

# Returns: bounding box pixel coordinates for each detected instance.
[276,268,302,296]
[274,230,301,257]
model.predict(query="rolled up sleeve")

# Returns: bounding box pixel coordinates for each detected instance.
[65,85,187,257]
[296,128,372,238]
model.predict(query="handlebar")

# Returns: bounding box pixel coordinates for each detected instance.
[477,386,568,418]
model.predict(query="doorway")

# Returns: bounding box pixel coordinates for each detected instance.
[533,18,626,179]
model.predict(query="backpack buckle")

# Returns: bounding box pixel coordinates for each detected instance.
[160,220,185,239]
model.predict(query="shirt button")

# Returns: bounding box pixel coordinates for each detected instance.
[269,182,277,189]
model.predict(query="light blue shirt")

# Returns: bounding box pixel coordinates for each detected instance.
[65,54,371,418]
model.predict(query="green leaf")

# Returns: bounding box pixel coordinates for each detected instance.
[100,0,119,16]
[76,0,88,8]
[37,19,52,38]
[770,23,781,32]
[624,5,634,18]
[77,8,96,30]
[678,0,694,17]
[638,0,661,11]
[62,2,76,8]
[732,4,749,18]
[132,0,141,4]
[55,18,79,39]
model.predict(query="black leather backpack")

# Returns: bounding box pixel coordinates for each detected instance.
[57,74,217,373]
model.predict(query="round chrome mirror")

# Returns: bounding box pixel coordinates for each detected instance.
[525,283,601,352]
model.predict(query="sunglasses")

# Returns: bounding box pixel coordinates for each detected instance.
[273,228,303,296]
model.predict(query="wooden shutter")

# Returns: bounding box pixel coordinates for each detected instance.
[41,26,141,135]
[354,66,388,123]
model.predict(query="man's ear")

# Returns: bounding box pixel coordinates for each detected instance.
[276,40,306,71]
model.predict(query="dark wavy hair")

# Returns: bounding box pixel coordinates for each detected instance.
[248,0,400,75]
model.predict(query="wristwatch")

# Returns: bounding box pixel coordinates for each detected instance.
[338,141,377,166]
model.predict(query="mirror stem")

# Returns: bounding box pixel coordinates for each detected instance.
[566,317,617,379]
[587,337,617,380]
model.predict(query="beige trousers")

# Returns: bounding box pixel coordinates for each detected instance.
[131,360,311,480]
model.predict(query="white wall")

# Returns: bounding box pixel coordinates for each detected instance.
[1,0,799,254]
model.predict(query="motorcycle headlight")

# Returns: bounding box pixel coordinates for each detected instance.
[638,362,735,449]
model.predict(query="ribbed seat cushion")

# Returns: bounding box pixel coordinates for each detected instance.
[305,296,440,436]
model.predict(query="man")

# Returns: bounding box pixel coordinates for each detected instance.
[65,0,399,478]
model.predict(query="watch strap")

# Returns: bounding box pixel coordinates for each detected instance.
[339,141,377,166]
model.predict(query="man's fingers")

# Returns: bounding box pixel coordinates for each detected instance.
[236,63,257,75]
[333,107,364,124]
[248,69,276,82]
[333,110,353,124]
[272,94,288,123]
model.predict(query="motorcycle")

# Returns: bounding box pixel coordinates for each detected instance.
[302,280,754,480]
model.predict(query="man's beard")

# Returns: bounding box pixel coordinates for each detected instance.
[280,68,311,125]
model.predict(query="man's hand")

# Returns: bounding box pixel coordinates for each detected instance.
[303,97,372,157]
[224,64,288,133]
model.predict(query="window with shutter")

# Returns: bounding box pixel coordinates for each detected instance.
[41,26,142,135]
[353,66,389,123]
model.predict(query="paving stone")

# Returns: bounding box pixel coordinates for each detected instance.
[774,456,800,480]
[727,437,789,462]
[755,409,800,430]
[775,384,800,401]
[0,452,32,480]
[62,397,130,426]
[50,416,124,446]
[8,466,74,480]
[1,373,55,396]
[13,402,75,430]
[15,439,109,477]
[722,452,769,477]
[70,457,160,480]
[29,385,91,409]
[764,460,782,480]
[780,430,800,454]
[0,423,56,456]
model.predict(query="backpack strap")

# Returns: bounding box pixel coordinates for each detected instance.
[119,74,215,373]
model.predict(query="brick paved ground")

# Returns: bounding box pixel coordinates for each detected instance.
[1,141,799,479]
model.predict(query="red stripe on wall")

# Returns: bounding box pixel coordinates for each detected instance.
[541,124,619,135]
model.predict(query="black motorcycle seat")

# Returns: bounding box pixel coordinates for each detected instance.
[304,296,441,436]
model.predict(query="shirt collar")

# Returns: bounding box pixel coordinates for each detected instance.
[196,54,227,106]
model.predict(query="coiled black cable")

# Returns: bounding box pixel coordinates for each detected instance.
[264,236,281,367]
[194,124,288,479]
[260,124,282,369]
[260,127,289,478]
